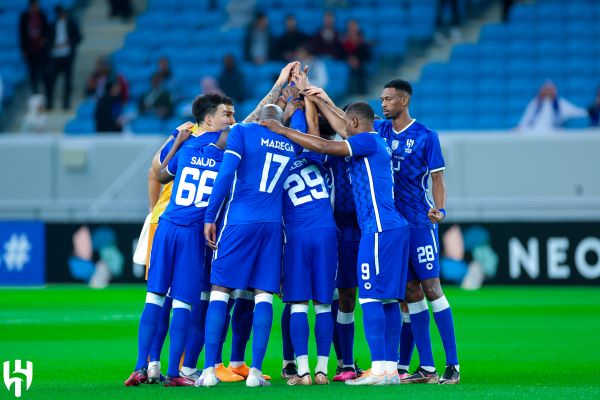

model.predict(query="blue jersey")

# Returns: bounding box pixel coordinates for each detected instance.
[282,151,335,233]
[345,132,407,234]
[205,122,302,225]
[159,130,222,163]
[375,119,445,228]
[161,140,223,227]
[326,155,358,228]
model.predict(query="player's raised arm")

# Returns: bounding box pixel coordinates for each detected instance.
[302,87,347,137]
[243,61,300,123]
[304,95,320,137]
[259,119,349,156]
[156,128,192,184]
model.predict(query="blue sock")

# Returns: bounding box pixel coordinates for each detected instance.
[398,311,415,369]
[360,301,386,362]
[182,299,208,369]
[149,296,172,363]
[331,299,343,362]
[135,294,164,370]
[203,292,229,371]
[315,305,333,357]
[408,299,435,369]
[431,296,459,366]
[383,302,401,363]
[167,304,191,377]
[290,304,309,357]
[230,298,254,363]
[251,294,273,370]
[216,299,234,366]
[336,310,355,367]
[281,303,295,361]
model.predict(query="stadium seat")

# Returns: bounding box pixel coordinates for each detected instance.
[131,116,163,134]
[65,118,96,135]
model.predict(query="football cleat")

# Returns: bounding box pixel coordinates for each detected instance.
[124,368,147,386]
[179,369,202,384]
[333,367,357,382]
[163,375,194,386]
[387,372,401,385]
[397,368,409,380]
[281,363,298,380]
[147,365,161,384]
[439,365,460,385]
[215,363,244,382]
[246,373,271,387]
[287,373,312,386]
[194,372,219,387]
[227,363,250,379]
[345,369,387,386]
[314,372,330,385]
[401,367,439,384]
[354,361,364,377]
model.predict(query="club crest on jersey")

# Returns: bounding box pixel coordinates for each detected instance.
[405,138,415,154]
[391,140,400,151]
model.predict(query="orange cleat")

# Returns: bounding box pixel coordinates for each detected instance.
[215,363,244,382]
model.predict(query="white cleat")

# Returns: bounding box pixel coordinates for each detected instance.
[387,373,401,385]
[180,370,202,384]
[345,370,387,386]
[246,374,271,387]
[194,372,218,387]
[147,365,161,384]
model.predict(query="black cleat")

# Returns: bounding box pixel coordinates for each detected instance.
[281,363,298,380]
[354,361,364,377]
[401,366,439,384]
[439,365,460,384]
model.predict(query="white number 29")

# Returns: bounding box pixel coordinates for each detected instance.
[417,245,435,263]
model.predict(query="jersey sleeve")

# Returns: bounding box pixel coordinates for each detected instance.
[373,119,384,131]
[426,131,445,172]
[159,140,174,163]
[166,149,180,176]
[224,124,245,160]
[290,109,308,133]
[205,151,241,223]
[346,133,378,157]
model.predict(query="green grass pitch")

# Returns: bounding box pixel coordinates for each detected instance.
[1,285,599,399]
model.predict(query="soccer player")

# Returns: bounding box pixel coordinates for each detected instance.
[281,99,337,386]
[199,93,302,388]
[260,101,409,386]
[124,93,232,387]
[376,79,459,385]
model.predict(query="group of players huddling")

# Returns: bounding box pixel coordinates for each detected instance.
[124,61,460,388]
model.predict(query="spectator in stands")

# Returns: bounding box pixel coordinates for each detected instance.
[311,11,344,59]
[86,57,129,104]
[139,73,174,120]
[19,0,49,94]
[20,94,47,133]
[436,0,462,40]
[218,54,246,103]
[108,0,133,21]
[224,0,256,29]
[588,87,600,127]
[156,57,171,82]
[295,46,328,90]
[277,15,309,62]
[45,6,82,110]
[244,12,276,65]
[342,19,371,95]
[517,81,588,133]
[95,80,124,132]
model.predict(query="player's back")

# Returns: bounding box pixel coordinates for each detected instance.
[161,140,223,227]
[282,151,335,233]
[375,120,445,227]
[347,132,407,234]
[223,122,300,225]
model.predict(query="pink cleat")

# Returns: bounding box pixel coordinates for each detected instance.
[333,368,357,382]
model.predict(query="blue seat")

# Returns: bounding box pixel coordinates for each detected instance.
[421,63,448,81]
[76,99,97,119]
[65,118,95,134]
[131,116,163,134]
[480,24,506,43]
[451,44,478,61]
[509,4,536,23]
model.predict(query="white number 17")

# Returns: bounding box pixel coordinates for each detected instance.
[259,152,290,193]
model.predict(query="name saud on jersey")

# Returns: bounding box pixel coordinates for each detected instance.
[190,156,217,167]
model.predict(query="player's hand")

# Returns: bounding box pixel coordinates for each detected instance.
[282,85,299,102]
[277,61,300,85]
[204,223,217,250]
[291,66,310,91]
[259,118,285,133]
[176,128,193,143]
[176,121,195,132]
[428,208,445,224]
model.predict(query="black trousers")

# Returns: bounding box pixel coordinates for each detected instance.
[45,55,74,109]
[25,54,46,93]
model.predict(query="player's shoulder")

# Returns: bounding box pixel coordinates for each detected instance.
[411,120,438,137]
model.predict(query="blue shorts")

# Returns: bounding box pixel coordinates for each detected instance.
[282,227,337,304]
[336,227,361,289]
[357,226,409,300]
[211,222,282,293]
[147,219,208,304]
[406,226,441,283]
[201,246,213,292]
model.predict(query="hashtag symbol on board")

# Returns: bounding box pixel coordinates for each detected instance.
[3,234,31,271]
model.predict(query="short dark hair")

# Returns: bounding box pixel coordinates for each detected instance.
[318,115,336,138]
[384,79,413,96]
[192,92,233,124]
[346,102,374,123]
